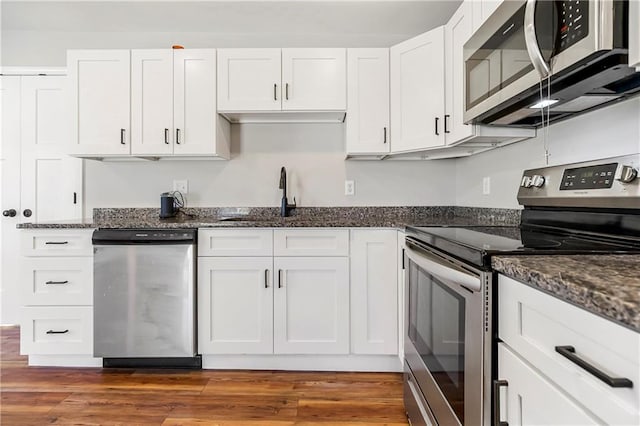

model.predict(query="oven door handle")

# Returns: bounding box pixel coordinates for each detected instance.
[405,246,481,292]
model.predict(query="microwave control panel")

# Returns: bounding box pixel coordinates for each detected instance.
[559,163,618,190]
[557,0,588,52]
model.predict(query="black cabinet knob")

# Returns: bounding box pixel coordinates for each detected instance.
[23,209,32,218]
[2,209,16,217]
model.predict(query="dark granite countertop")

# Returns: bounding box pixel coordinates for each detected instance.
[493,255,640,333]
[17,206,522,229]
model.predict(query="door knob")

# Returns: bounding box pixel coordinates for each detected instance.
[3,209,17,217]
[23,209,32,218]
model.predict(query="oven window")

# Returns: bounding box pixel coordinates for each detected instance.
[408,259,466,423]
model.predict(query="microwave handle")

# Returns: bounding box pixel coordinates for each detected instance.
[524,0,551,78]
[405,245,481,292]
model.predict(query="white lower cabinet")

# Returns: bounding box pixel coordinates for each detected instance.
[21,306,93,355]
[497,274,640,426]
[198,257,273,354]
[273,256,349,354]
[497,343,600,426]
[350,229,398,355]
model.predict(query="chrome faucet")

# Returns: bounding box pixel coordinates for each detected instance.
[279,166,296,217]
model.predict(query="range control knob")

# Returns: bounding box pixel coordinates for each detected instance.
[531,175,546,188]
[616,165,638,183]
[520,176,533,188]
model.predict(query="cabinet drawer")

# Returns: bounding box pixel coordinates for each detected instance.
[21,257,93,306]
[21,229,94,257]
[499,275,639,426]
[274,229,349,256]
[198,229,273,256]
[21,307,93,355]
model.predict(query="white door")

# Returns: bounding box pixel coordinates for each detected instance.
[198,257,273,354]
[350,230,398,355]
[472,0,504,31]
[0,76,22,325]
[346,49,390,155]
[20,76,82,222]
[217,49,282,111]
[131,49,174,156]
[273,257,349,354]
[281,48,346,111]
[390,27,445,152]
[498,343,601,425]
[445,3,475,145]
[173,49,217,156]
[67,50,131,156]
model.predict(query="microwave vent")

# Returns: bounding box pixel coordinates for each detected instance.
[550,95,622,112]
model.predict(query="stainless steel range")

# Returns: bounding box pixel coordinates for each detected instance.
[403,154,640,426]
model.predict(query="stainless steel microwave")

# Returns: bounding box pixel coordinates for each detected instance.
[463,0,640,127]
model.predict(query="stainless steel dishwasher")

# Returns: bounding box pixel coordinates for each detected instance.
[92,229,200,368]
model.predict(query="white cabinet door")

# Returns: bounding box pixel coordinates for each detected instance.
[472,0,503,31]
[217,49,282,111]
[67,50,130,156]
[630,0,640,70]
[0,76,22,325]
[346,49,390,155]
[173,49,217,156]
[350,230,397,355]
[131,49,174,156]
[390,27,445,152]
[445,2,474,145]
[497,343,601,426]
[198,257,273,354]
[282,48,346,111]
[20,76,82,222]
[273,257,349,354]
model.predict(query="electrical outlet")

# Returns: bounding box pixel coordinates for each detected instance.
[482,177,491,195]
[173,180,189,194]
[345,180,355,196]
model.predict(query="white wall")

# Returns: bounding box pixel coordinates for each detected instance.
[84,123,457,215]
[455,98,640,209]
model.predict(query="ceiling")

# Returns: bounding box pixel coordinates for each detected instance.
[2,0,462,41]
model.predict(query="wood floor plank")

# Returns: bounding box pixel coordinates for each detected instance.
[1,326,408,425]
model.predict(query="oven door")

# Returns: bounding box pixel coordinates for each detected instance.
[404,240,487,426]
[463,0,614,125]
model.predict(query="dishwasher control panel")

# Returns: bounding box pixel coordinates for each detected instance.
[92,229,197,244]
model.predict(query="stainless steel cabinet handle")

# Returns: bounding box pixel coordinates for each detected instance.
[46,329,69,334]
[383,127,387,144]
[274,84,278,101]
[278,269,282,288]
[524,0,551,78]
[45,280,69,285]
[45,241,68,245]
[285,83,289,101]
[164,128,170,144]
[555,346,633,388]
[264,269,269,289]
[176,128,181,144]
[493,379,509,426]
[120,129,126,145]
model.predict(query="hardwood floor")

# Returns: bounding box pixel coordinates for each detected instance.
[0,326,409,425]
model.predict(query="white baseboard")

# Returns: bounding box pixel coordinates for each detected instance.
[28,355,102,367]
[202,354,403,372]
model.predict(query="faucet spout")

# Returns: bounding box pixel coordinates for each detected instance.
[279,166,296,217]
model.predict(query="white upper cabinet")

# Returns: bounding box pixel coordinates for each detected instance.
[173,49,222,156]
[444,2,474,145]
[346,49,390,156]
[131,49,174,156]
[217,49,282,111]
[281,48,346,111]
[390,27,445,153]
[471,0,503,31]
[217,48,346,114]
[68,50,131,156]
[630,0,640,71]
